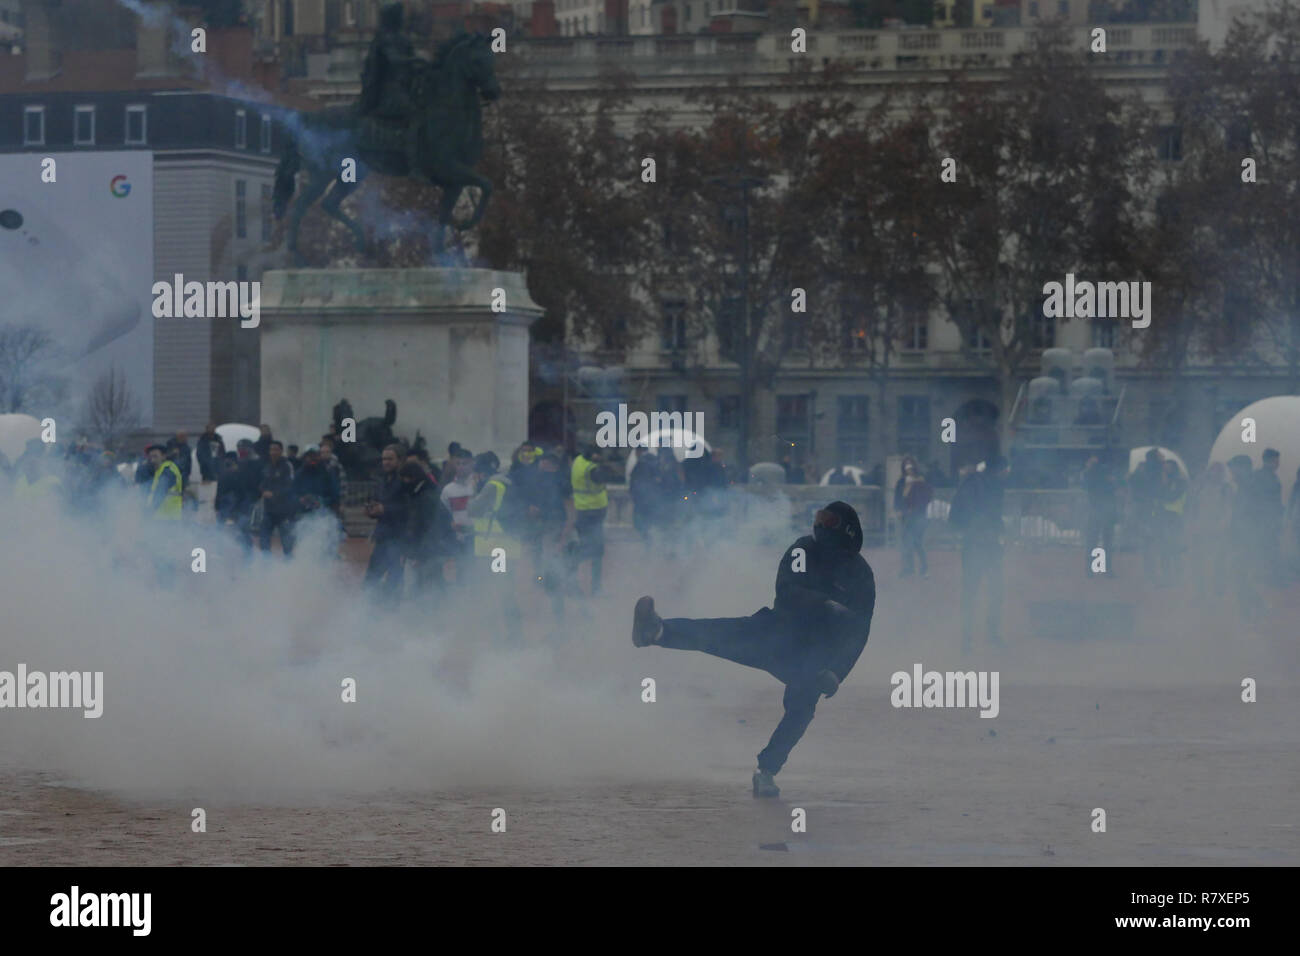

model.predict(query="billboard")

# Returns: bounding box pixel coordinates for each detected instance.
[0,151,154,427]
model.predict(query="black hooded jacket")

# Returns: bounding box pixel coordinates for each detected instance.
[772,500,875,681]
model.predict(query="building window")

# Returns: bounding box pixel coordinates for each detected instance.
[717,395,740,429]
[74,105,95,146]
[1157,124,1183,162]
[661,300,687,351]
[967,323,993,353]
[235,109,247,150]
[776,394,811,434]
[125,105,147,145]
[1028,0,1039,16]
[1092,320,1116,349]
[657,394,689,414]
[283,0,295,37]
[903,317,928,351]
[236,263,249,282]
[1057,0,1068,14]
[897,395,931,458]
[837,395,869,466]
[345,1,355,26]
[640,6,647,26]
[260,114,272,154]
[235,180,247,239]
[23,105,44,146]
[777,394,812,466]
[685,2,692,21]
[261,184,273,241]
[583,14,589,32]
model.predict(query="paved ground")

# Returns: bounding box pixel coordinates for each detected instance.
[2,531,1297,866]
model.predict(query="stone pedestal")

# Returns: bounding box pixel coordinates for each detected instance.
[258,268,542,459]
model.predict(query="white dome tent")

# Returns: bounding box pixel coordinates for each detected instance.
[0,413,43,462]
[1127,446,1190,482]
[215,423,262,455]
[1207,396,1300,507]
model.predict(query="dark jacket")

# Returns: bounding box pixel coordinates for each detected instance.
[292,462,339,512]
[215,465,245,520]
[407,479,453,559]
[894,474,933,518]
[235,456,264,515]
[772,501,875,682]
[258,458,296,516]
[949,470,1004,543]
[372,471,410,541]
[166,440,192,484]
[196,432,225,480]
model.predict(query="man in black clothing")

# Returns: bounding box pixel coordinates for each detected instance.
[1258,448,1284,585]
[631,501,875,798]
[365,443,410,598]
[196,423,225,482]
[1082,455,1120,576]
[949,454,1008,652]
[402,460,452,596]
[258,440,297,556]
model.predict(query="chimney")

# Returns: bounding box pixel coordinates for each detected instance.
[21,0,62,83]
[136,1,179,78]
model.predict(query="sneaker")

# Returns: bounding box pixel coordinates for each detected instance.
[752,770,780,799]
[632,595,663,647]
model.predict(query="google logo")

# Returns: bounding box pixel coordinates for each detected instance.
[110,175,131,198]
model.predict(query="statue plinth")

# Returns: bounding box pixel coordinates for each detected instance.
[258,268,542,460]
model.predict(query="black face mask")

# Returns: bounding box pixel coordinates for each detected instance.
[813,524,852,550]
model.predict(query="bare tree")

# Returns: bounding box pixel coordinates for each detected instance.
[79,365,141,451]
[0,324,65,414]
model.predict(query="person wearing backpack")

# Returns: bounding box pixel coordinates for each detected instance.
[467,452,524,643]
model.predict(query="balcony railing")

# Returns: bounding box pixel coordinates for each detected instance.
[511,23,1205,74]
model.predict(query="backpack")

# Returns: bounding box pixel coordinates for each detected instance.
[490,476,528,537]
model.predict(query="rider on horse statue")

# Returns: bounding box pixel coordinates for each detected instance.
[359,3,421,166]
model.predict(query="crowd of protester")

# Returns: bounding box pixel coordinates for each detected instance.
[3,420,1295,642]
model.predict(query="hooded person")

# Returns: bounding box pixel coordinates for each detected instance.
[630,500,875,798]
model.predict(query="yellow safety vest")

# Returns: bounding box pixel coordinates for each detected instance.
[571,455,608,512]
[15,474,61,499]
[150,460,184,519]
[473,477,520,558]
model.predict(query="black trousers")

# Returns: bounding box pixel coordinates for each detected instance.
[573,508,606,593]
[960,537,1003,645]
[365,537,405,597]
[660,608,843,776]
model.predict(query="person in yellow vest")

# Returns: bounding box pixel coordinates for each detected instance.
[145,444,184,520]
[468,452,524,642]
[570,443,619,597]
[13,454,63,501]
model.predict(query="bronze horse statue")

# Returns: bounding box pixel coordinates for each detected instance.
[272,33,500,265]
